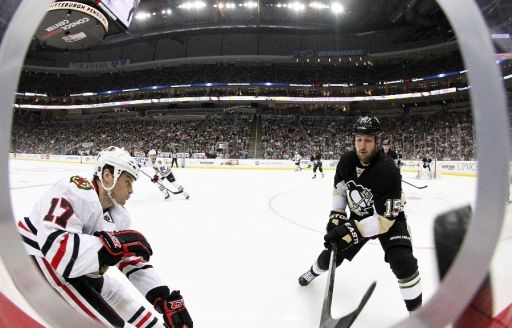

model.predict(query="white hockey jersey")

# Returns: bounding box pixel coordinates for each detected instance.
[17,175,167,297]
[147,157,172,178]
[293,154,302,163]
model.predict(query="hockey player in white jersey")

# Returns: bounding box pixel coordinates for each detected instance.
[292,151,303,171]
[17,146,193,328]
[146,149,189,200]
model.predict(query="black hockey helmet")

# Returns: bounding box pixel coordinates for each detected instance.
[352,116,382,136]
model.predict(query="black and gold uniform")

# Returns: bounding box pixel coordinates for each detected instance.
[310,153,324,178]
[298,116,422,313]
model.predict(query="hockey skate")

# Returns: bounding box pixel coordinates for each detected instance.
[312,175,316,179]
[298,268,319,286]
[164,192,171,200]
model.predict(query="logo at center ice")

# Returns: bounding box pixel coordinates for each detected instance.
[346,180,374,217]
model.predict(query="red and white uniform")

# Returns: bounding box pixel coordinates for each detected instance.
[17,175,166,328]
[147,157,172,179]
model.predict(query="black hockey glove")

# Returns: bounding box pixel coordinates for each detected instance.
[326,210,348,233]
[151,175,160,183]
[324,220,362,251]
[154,290,193,328]
[95,230,153,266]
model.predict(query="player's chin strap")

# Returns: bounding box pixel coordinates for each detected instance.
[99,175,120,207]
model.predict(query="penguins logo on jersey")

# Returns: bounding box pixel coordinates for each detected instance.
[70,176,93,190]
[345,180,374,217]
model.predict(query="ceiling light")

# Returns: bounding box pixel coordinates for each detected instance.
[309,2,328,9]
[289,2,305,11]
[244,1,257,8]
[331,2,343,14]
[178,1,207,9]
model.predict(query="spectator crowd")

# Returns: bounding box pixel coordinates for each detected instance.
[11,110,476,161]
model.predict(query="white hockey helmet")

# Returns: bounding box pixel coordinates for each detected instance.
[148,149,157,157]
[94,146,139,191]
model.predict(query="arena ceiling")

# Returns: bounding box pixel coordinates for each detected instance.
[110,0,451,45]
[108,0,510,45]
[25,0,511,66]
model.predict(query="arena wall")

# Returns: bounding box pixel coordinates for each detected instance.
[9,153,478,177]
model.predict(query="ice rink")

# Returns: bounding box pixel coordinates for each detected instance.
[7,159,512,327]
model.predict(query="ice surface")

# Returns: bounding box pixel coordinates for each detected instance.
[8,160,512,327]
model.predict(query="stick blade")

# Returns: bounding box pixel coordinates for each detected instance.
[319,242,376,328]
[333,281,376,328]
[402,179,428,189]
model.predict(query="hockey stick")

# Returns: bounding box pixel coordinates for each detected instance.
[139,169,183,195]
[320,243,377,328]
[401,179,428,189]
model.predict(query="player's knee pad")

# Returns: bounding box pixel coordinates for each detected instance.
[100,275,130,305]
[386,246,418,279]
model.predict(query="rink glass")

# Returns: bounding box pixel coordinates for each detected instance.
[0,0,510,327]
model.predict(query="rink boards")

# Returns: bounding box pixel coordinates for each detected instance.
[9,152,478,177]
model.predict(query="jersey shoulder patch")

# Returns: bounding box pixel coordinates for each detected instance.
[70,176,94,190]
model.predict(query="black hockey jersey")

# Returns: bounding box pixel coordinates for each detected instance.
[379,148,398,160]
[310,154,322,165]
[379,148,403,169]
[333,150,405,237]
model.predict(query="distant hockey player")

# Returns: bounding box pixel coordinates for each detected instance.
[147,149,189,200]
[380,140,407,204]
[310,152,324,179]
[396,153,403,170]
[293,151,303,171]
[421,157,432,171]
[416,156,435,180]
[298,116,422,313]
[17,146,193,328]
[380,139,398,159]
[171,149,179,168]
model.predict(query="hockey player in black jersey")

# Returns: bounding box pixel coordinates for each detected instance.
[310,152,324,179]
[380,139,398,160]
[298,116,422,313]
[380,139,406,204]
[380,139,405,169]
